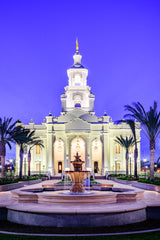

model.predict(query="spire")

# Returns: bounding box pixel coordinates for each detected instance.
[76,38,79,53]
[72,38,84,68]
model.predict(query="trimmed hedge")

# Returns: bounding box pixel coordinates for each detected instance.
[138,178,160,185]
[0,179,19,185]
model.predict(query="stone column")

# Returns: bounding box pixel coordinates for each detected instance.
[46,126,54,175]
[102,132,110,175]
[65,135,70,170]
[137,140,141,173]
[86,136,91,170]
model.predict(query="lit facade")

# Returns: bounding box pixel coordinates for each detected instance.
[16,43,141,176]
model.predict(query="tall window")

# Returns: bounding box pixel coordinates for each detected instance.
[116,144,120,154]
[36,145,40,154]
[116,162,120,170]
[129,146,133,153]
[36,163,40,171]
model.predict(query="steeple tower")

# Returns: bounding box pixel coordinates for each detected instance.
[61,41,95,113]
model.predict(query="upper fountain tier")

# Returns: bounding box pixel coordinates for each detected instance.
[71,152,84,172]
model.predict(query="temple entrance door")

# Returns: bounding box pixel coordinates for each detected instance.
[94,161,98,173]
[71,137,85,170]
[58,161,62,173]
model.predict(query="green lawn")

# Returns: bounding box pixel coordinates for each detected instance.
[0,231,160,240]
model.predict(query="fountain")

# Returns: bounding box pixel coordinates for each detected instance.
[9,154,146,228]
[65,152,90,193]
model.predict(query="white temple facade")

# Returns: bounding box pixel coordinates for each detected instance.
[16,42,141,176]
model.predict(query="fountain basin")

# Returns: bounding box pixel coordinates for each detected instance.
[12,187,144,204]
[41,183,114,191]
[8,184,146,227]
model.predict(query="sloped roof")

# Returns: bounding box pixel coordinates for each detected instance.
[65,118,90,132]
[57,108,99,123]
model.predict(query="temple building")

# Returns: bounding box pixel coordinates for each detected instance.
[16,42,141,176]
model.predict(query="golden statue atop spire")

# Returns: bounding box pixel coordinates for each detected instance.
[76,38,79,53]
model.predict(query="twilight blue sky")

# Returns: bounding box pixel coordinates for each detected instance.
[0,0,160,161]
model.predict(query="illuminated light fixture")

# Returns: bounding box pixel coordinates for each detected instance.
[57,140,63,152]
[75,138,80,152]
[75,145,80,151]
[93,139,99,151]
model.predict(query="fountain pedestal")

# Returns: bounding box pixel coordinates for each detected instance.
[65,152,90,193]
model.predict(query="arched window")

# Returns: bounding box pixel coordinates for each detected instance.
[92,139,102,173]
[116,144,120,154]
[75,103,81,108]
[54,140,64,175]
[36,145,40,154]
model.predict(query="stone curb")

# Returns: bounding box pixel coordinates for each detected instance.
[0,228,160,237]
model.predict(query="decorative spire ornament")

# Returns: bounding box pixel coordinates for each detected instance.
[76,38,79,53]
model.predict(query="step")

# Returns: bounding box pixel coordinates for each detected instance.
[50,176,61,180]
[95,175,106,179]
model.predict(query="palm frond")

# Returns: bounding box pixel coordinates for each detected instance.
[115,135,135,149]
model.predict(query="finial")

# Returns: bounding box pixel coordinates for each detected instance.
[76,38,79,53]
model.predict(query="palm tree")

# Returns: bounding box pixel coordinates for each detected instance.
[124,101,160,179]
[115,135,135,177]
[116,119,140,179]
[27,139,44,176]
[0,117,20,178]
[13,128,35,179]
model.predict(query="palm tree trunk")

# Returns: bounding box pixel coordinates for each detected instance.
[28,149,31,176]
[19,145,24,179]
[126,150,129,177]
[0,155,5,178]
[134,144,138,179]
[0,143,6,178]
[150,140,155,180]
